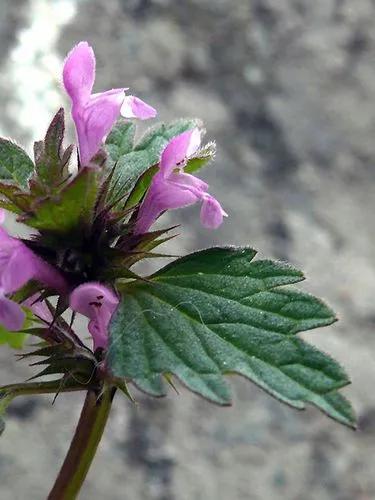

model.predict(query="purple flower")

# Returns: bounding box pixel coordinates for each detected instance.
[23,294,53,324]
[0,211,67,331]
[135,129,227,234]
[63,41,157,166]
[70,282,119,350]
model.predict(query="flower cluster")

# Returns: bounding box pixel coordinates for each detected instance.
[0,41,226,352]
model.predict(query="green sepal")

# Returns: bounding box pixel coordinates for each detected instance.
[23,167,98,235]
[0,182,27,213]
[185,140,216,174]
[34,108,67,186]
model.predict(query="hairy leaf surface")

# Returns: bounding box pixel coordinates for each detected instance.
[109,247,354,427]
[0,139,34,188]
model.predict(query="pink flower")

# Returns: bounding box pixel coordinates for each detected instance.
[63,41,156,166]
[70,282,119,350]
[23,294,53,323]
[135,129,227,234]
[0,212,67,331]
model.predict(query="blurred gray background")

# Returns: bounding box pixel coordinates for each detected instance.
[0,0,374,498]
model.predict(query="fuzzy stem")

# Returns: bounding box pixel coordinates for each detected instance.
[47,386,115,500]
[0,380,86,397]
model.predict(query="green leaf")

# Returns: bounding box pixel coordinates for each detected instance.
[25,168,98,234]
[108,247,355,427]
[0,139,34,188]
[110,151,153,198]
[0,325,26,349]
[0,307,37,349]
[134,118,200,157]
[106,120,136,162]
[106,118,200,203]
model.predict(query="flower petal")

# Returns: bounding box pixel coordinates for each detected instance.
[200,195,227,229]
[76,89,125,166]
[160,130,196,177]
[70,283,119,350]
[121,95,157,120]
[23,294,53,323]
[63,41,96,104]
[87,318,107,350]
[70,282,118,318]
[168,172,209,192]
[0,292,25,331]
[135,175,199,234]
[34,256,68,293]
[0,230,21,275]
[1,247,36,294]
[186,127,202,157]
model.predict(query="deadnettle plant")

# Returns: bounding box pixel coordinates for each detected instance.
[0,41,355,498]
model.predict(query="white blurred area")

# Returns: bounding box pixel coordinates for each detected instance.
[0,0,76,151]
